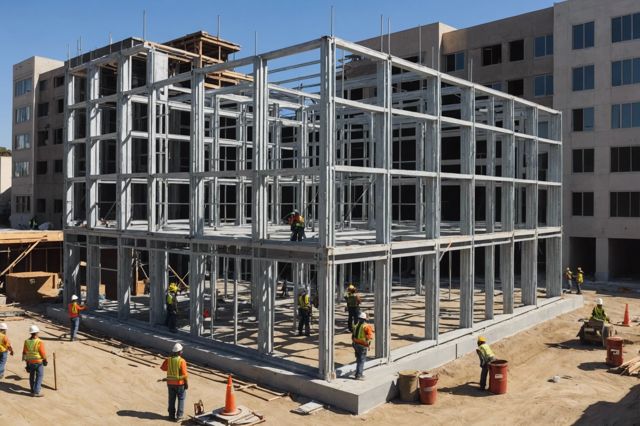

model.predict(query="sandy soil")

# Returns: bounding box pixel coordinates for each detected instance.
[1,289,639,425]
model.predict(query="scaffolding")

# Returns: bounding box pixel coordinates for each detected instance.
[62,35,563,381]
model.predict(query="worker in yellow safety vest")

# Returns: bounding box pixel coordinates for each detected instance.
[22,325,47,396]
[160,343,189,421]
[166,283,178,333]
[576,267,584,295]
[0,322,14,380]
[351,312,374,380]
[476,336,496,390]
[564,267,574,293]
[298,289,311,336]
[344,284,362,332]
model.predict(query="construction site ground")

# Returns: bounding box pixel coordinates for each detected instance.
[1,288,639,425]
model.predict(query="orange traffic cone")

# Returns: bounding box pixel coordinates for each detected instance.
[222,375,240,416]
[622,304,631,327]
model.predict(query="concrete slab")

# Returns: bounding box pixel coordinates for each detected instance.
[46,295,582,414]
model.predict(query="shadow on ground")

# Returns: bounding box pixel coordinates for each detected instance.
[437,381,492,397]
[116,410,168,420]
[573,384,640,425]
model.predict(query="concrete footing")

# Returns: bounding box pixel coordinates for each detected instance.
[46,295,582,414]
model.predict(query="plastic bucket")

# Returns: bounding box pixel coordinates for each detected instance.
[489,360,508,395]
[398,370,419,402]
[418,373,439,405]
[606,336,624,367]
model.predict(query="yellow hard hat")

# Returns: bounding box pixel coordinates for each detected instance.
[477,336,487,344]
[169,283,178,291]
[347,284,356,292]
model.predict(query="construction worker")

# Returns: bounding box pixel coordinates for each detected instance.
[298,288,311,336]
[591,298,610,322]
[344,284,362,332]
[476,336,495,391]
[68,294,87,341]
[287,210,306,241]
[0,322,14,380]
[22,325,47,397]
[166,283,178,333]
[160,343,189,422]
[564,267,574,293]
[576,267,584,295]
[352,312,374,380]
[29,216,38,230]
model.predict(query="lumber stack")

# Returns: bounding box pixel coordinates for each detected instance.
[611,356,640,376]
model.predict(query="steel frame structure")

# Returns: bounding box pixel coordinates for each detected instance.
[62,36,563,381]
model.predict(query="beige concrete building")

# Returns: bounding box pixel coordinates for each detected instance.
[11,56,65,229]
[353,0,640,282]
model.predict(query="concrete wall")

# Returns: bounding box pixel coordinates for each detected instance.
[555,0,640,281]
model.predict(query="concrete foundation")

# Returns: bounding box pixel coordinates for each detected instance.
[46,294,581,414]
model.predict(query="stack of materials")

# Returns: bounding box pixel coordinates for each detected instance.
[611,355,640,376]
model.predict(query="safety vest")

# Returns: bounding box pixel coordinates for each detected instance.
[166,356,185,385]
[24,338,43,363]
[345,293,359,308]
[0,334,9,353]
[591,306,607,321]
[565,271,573,280]
[299,294,310,311]
[352,322,372,347]
[294,215,305,228]
[577,272,584,284]
[477,343,495,364]
[68,302,80,318]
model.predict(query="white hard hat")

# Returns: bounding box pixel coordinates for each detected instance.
[172,343,183,353]
[358,312,367,320]
[0,323,7,330]
[596,298,603,305]
[71,295,79,301]
[29,325,40,334]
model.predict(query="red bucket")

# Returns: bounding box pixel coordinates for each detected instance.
[489,360,508,395]
[606,336,623,367]
[418,373,439,405]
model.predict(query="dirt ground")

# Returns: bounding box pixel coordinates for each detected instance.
[1,289,639,425]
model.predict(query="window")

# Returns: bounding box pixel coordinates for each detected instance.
[538,121,549,139]
[483,82,502,91]
[53,128,63,145]
[14,161,30,177]
[612,102,640,128]
[54,159,63,173]
[36,161,48,175]
[610,192,640,217]
[57,98,64,113]
[612,58,640,86]
[612,13,640,43]
[37,130,49,146]
[507,79,524,96]
[572,192,594,216]
[573,107,594,131]
[54,199,63,213]
[534,74,553,97]
[39,80,47,92]
[445,52,465,72]
[37,102,49,117]
[14,78,32,96]
[573,149,594,173]
[53,75,65,87]
[14,133,31,150]
[534,34,553,57]
[509,39,524,61]
[15,196,31,213]
[36,199,46,214]
[611,146,640,172]
[572,65,595,91]
[15,106,31,123]
[573,21,595,49]
[482,44,502,66]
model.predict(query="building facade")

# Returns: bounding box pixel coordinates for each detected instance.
[355,0,640,281]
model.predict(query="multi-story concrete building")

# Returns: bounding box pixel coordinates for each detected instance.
[355,0,640,281]
[10,31,246,230]
[11,56,64,229]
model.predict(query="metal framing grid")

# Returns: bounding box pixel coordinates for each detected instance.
[62,36,563,381]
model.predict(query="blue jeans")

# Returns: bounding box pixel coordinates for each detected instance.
[28,363,44,395]
[0,351,7,377]
[70,317,80,341]
[353,344,368,377]
[168,385,186,419]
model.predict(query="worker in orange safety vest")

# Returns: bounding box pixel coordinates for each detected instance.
[68,294,87,341]
[0,322,14,380]
[160,343,189,421]
[351,312,374,380]
[22,325,47,396]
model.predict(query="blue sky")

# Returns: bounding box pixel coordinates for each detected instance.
[0,0,556,148]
